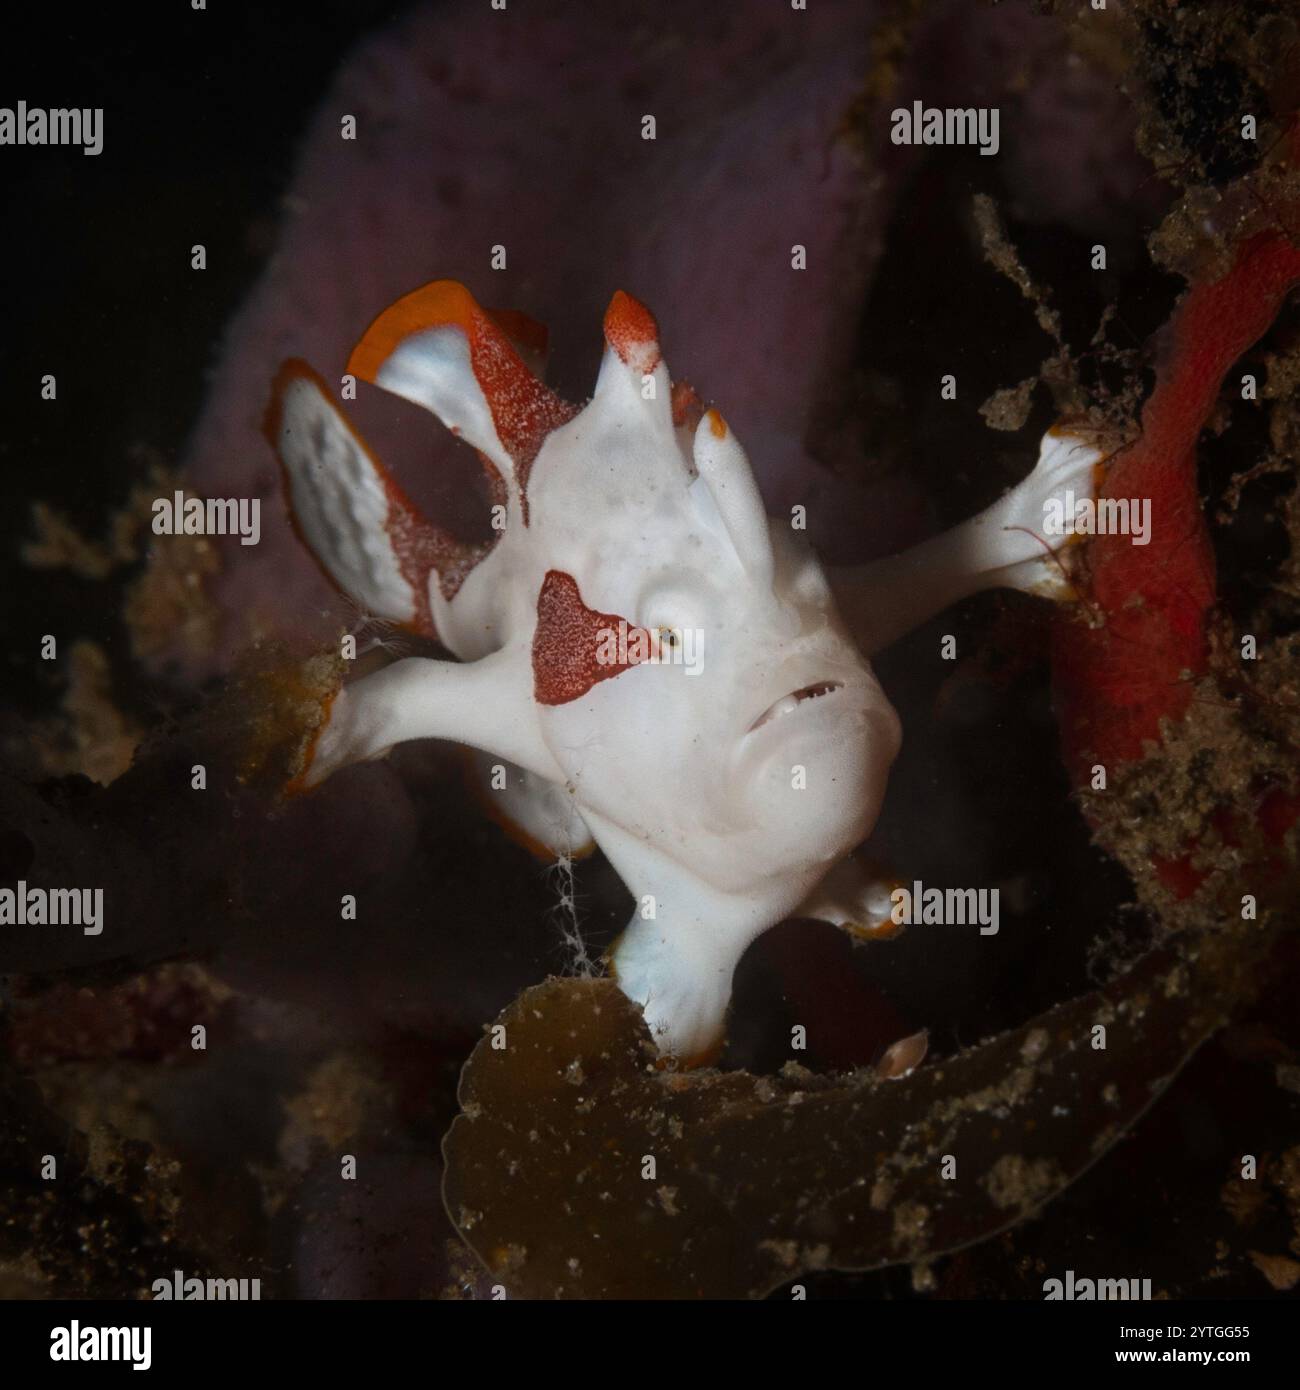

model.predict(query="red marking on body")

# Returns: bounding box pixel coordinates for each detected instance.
[532,570,655,705]
[265,360,496,633]
[603,289,661,374]
[347,280,576,523]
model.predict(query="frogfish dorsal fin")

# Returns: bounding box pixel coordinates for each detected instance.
[348,279,576,524]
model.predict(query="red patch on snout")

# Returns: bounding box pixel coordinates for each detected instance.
[533,570,655,705]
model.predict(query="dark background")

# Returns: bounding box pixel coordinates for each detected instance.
[0,0,1297,1303]
[0,1,407,715]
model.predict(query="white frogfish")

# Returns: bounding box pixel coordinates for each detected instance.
[267,280,1100,1063]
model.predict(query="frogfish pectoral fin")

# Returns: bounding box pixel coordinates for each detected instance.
[266,359,482,637]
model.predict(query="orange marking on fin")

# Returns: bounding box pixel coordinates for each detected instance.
[842,915,902,943]
[705,407,727,439]
[347,280,482,383]
[283,686,339,800]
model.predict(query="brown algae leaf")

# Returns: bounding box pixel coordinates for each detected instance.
[442,942,1233,1299]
